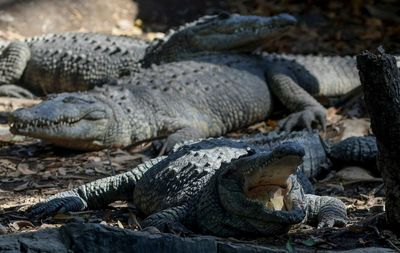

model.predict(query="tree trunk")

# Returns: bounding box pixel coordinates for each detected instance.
[356,48,400,231]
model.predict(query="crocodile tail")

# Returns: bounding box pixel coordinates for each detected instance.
[327,136,377,166]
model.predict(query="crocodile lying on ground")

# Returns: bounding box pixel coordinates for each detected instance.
[0,13,296,97]
[29,131,377,237]
[9,48,385,151]
[0,32,148,97]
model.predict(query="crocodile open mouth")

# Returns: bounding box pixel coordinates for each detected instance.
[246,181,293,211]
[240,152,302,211]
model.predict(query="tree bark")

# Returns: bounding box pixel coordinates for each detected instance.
[357,48,400,231]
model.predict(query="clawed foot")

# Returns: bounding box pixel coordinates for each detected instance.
[279,106,327,131]
[317,215,347,229]
[0,84,35,98]
[164,221,193,235]
[28,195,87,219]
[141,226,162,234]
[142,220,193,235]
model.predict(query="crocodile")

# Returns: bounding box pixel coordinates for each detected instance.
[9,49,385,151]
[0,32,148,97]
[28,131,377,237]
[0,13,296,98]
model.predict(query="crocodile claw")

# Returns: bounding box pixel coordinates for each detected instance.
[0,84,35,98]
[279,106,327,131]
[317,216,347,229]
[28,196,87,219]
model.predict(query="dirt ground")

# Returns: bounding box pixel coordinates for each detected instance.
[0,0,399,251]
[0,97,398,251]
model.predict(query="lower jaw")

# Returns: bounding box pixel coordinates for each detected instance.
[50,140,105,151]
[11,127,61,138]
[10,128,101,149]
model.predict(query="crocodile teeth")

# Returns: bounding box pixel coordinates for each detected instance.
[11,113,85,131]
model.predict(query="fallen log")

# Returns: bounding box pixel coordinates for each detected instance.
[0,223,395,253]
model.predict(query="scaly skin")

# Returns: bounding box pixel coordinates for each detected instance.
[0,13,297,97]
[9,53,272,150]
[0,33,148,97]
[30,133,368,237]
[141,13,297,66]
[237,131,377,178]
[263,54,362,131]
[9,51,383,150]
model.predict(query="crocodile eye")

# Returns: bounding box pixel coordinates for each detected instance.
[62,96,94,104]
[246,147,257,156]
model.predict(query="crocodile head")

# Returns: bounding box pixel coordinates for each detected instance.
[197,142,307,237]
[144,13,297,64]
[9,92,130,150]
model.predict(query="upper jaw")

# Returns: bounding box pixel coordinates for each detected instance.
[195,13,297,34]
[192,13,297,50]
[222,13,297,34]
[220,143,305,211]
[9,110,107,135]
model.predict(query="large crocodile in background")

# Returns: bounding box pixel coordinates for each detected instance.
[0,13,296,97]
[9,48,389,151]
[28,131,377,237]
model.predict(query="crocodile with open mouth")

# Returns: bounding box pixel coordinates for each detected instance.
[0,13,296,97]
[29,131,376,237]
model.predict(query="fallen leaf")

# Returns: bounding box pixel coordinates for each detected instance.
[87,156,102,163]
[326,107,342,125]
[339,118,371,140]
[117,220,124,229]
[128,210,141,230]
[112,154,146,163]
[17,163,36,175]
[9,220,34,231]
[53,213,74,220]
[336,166,382,184]
[58,167,67,176]
[14,181,30,191]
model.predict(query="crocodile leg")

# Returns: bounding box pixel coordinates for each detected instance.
[161,126,210,154]
[141,205,191,233]
[266,66,327,131]
[29,158,164,218]
[303,194,348,228]
[0,42,32,98]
